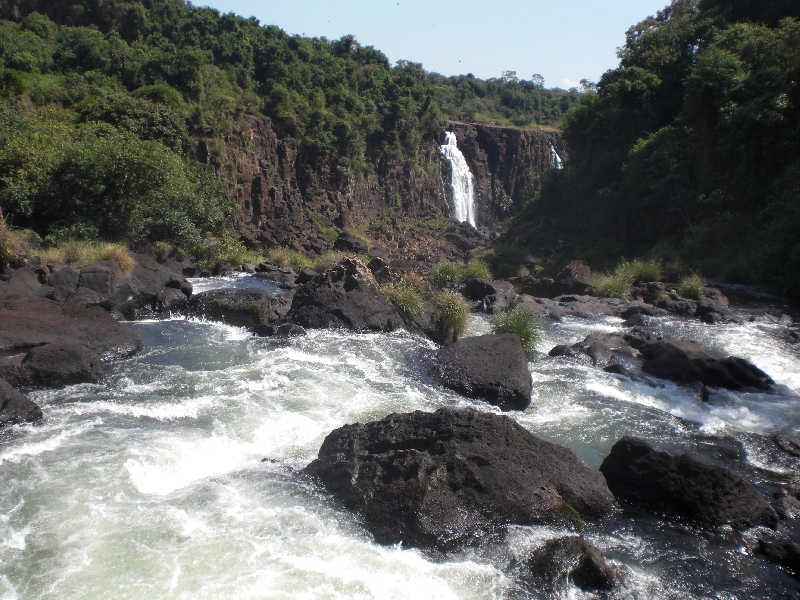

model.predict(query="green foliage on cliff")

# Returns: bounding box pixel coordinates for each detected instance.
[504,0,800,296]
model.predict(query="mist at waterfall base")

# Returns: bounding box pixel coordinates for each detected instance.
[440,132,477,227]
[1,274,800,598]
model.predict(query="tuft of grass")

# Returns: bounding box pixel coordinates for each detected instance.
[592,271,633,300]
[460,257,492,280]
[0,216,22,268]
[314,250,348,272]
[266,247,312,270]
[430,261,461,288]
[38,247,65,265]
[678,273,704,300]
[100,243,136,276]
[433,290,470,341]
[383,277,424,318]
[614,258,663,283]
[61,240,98,266]
[492,305,541,357]
[153,241,173,262]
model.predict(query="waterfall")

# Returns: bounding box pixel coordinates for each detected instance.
[439,132,476,227]
[549,143,563,170]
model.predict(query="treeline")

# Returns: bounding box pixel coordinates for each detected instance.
[505,0,800,295]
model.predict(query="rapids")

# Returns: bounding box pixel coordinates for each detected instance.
[0,275,798,599]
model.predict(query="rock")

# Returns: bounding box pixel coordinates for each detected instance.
[758,541,800,578]
[548,344,594,365]
[254,322,307,337]
[288,258,404,332]
[640,339,774,390]
[255,264,298,288]
[524,536,615,591]
[429,334,532,411]
[0,267,51,297]
[212,261,232,276]
[556,260,593,294]
[296,267,319,285]
[773,434,800,458]
[333,233,369,253]
[599,437,777,529]
[603,363,661,387]
[462,278,515,300]
[305,408,615,550]
[0,378,42,426]
[0,294,141,360]
[774,495,800,520]
[2,343,103,387]
[190,287,291,329]
[366,257,391,284]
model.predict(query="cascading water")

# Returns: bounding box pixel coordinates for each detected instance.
[548,143,563,170]
[439,132,477,227]
[0,273,799,598]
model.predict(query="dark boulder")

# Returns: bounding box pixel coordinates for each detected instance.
[333,233,369,253]
[462,278,515,301]
[758,541,800,579]
[0,294,141,360]
[190,287,291,329]
[296,267,319,285]
[255,264,298,288]
[0,378,43,426]
[1,343,103,387]
[305,408,615,550]
[599,437,777,529]
[366,257,391,284]
[603,363,661,388]
[429,334,532,410]
[773,434,800,458]
[524,536,615,592]
[640,339,774,390]
[288,258,404,332]
[556,260,593,294]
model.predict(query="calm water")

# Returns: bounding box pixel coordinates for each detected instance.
[0,277,798,599]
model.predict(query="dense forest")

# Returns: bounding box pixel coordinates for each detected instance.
[502,0,800,295]
[0,0,571,249]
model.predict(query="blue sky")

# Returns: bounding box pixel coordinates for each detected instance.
[196,0,670,88]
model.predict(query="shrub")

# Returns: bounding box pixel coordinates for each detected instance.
[678,273,704,300]
[100,243,135,276]
[267,247,313,270]
[461,257,492,280]
[314,250,348,272]
[383,277,424,318]
[592,272,633,300]
[433,290,470,341]
[492,305,541,356]
[430,261,460,288]
[0,216,22,268]
[153,241,173,262]
[614,258,663,283]
[192,236,266,270]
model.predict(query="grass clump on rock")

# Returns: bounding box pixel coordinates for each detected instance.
[430,261,461,288]
[0,216,22,268]
[461,258,492,281]
[267,247,313,270]
[614,258,663,283]
[492,305,541,357]
[678,273,705,300]
[433,290,470,342]
[383,277,424,318]
[34,240,136,276]
[592,272,633,300]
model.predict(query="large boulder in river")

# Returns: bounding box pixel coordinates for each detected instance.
[0,294,141,360]
[429,334,532,411]
[288,258,404,331]
[599,437,777,529]
[305,408,615,550]
[190,287,291,329]
[0,343,103,387]
[523,536,615,592]
[0,378,42,426]
[640,338,774,390]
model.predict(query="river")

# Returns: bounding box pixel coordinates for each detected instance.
[1,274,798,599]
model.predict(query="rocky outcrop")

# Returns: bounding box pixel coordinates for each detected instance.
[0,343,103,387]
[305,408,615,550]
[288,258,404,332]
[0,294,141,360]
[429,334,532,411]
[599,437,777,529]
[0,378,42,426]
[759,541,800,578]
[523,536,615,592]
[190,287,292,329]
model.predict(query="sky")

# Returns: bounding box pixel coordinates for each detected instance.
[196,0,670,89]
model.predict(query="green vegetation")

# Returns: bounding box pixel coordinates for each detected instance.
[0,214,21,267]
[429,258,493,288]
[32,239,136,275]
[614,258,663,284]
[678,273,704,300]
[383,276,425,318]
[592,272,633,301]
[191,235,263,270]
[433,290,470,341]
[492,305,541,356]
[460,258,492,281]
[500,0,800,296]
[267,247,313,270]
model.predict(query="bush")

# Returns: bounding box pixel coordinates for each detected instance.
[0,215,22,268]
[100,243,135,276]
[492,305,541,356]
[192,236,266,270]
[460,257,492,280]
[267,247,313,270]
[433,290,470,341]
[314,250,348,272]
[430,261,461,288]
[592,272,633,300]
[614,258,663,283]
[678,273,704,299]
[383,277,424,318]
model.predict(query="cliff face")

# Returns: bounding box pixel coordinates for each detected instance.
[211,115,564,257]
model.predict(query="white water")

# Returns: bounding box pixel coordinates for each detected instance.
[549,143,563,170]
[440,132,477,227]
[0,278,799,598]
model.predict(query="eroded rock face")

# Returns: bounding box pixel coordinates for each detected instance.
[429,334,532,411]
[523,536,615,592]
[0,378,42,427]
[190,287,291,329]
[599,437,777,529]
[0,294,142,360]
[305,408,615,550]
[288,258,404,332]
